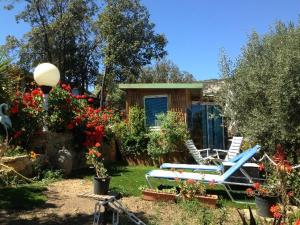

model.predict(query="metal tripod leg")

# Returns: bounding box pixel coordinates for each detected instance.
[93,202,102,225]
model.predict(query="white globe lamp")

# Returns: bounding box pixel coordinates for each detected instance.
[33,63,60,131]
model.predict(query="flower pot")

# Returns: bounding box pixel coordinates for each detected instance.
[181,194,218,208]
[195,194,218,208]
[142,190,176,202]
[94,176,111,195]
[255,195,279,218]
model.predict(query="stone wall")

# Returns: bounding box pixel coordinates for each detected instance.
[29,131,116,175]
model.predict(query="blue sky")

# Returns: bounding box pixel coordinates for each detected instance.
[0,0,299,80]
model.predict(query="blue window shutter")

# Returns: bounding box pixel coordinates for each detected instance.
[145,97,168,126]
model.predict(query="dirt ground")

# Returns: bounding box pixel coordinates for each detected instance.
[0,179,243,225]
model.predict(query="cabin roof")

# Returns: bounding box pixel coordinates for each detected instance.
[119,83,203,90]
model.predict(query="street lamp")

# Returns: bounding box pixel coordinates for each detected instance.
[33,63,60,131]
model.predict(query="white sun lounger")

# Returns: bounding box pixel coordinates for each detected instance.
[145,145,261,203]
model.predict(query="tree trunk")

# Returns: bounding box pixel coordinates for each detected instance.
[100,66,110,108]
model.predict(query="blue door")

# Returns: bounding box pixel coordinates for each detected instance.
[190,104,224,149]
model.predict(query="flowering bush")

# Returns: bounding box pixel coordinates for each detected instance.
[179,179,205,199]
[175,178,213,199]
[246,144,296,221]
[9,88,45,145]
[47,84,79,132]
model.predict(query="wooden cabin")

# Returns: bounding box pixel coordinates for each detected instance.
[119,82,225,149]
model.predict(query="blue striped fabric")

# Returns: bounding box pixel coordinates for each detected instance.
[145,97,168,127]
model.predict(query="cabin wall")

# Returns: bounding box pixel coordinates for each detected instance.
[125,89,188,122]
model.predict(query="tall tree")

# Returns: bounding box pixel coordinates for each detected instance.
[140,59,195,83]
[0,47,21,104]
[96,0,167,106]
[3,0,99,92]
[218,21,300,160]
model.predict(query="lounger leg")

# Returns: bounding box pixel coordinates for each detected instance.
[223,184,255,205]
[145,175,154,189]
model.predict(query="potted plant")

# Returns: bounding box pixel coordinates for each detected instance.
[86,147,110,195]
[246,144,294,219]
[176,178,218,208]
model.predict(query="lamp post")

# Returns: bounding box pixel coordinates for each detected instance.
[33,63,60,132]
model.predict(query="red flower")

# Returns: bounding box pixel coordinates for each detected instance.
[273,211,282,219]
[13,131,22,139]
[294,219,300,225]
[273,144,286,163]
[270,205,280,214]
[246,188,254,197]
[81,95,87,99]
[88,98,94,103]
[31,89,42,96]
[186,179,195,184]
[258,163,265,171]
[11,104,19,114]
[95,142,101,148]
[66,122,74,130]
[252,182,260,190]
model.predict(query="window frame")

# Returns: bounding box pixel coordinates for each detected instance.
[143,95,168,129]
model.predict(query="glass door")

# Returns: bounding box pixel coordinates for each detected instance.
[190,103,224,149]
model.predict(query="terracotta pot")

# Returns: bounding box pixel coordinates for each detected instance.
[194,194,218,208]
[142,190,176,202]
[181,194,218,208]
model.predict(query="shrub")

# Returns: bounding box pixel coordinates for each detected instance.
[47,84,78,132]
[9,88,45,146]
[114,106,149,156]
[147,112,189,158]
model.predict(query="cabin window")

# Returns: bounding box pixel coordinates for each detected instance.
[144,95,168,127]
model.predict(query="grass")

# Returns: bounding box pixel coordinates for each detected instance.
[0,183,47,210]
[84,163,254,208]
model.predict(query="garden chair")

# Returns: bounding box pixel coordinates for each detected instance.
[145,145,261,204]
[185,137,243,165]
[160,145,259,172]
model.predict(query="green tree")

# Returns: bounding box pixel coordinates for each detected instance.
[96,0,167,106]
[0,47,21,104]
[218,21,300,160]
[140,58,195,83]
[3,0,99,92]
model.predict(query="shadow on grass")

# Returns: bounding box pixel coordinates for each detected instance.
[0,184,50,210]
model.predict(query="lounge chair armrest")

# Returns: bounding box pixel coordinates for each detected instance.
[197,148,211,152]
[195,148,212,158]
[212,149,227,153]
